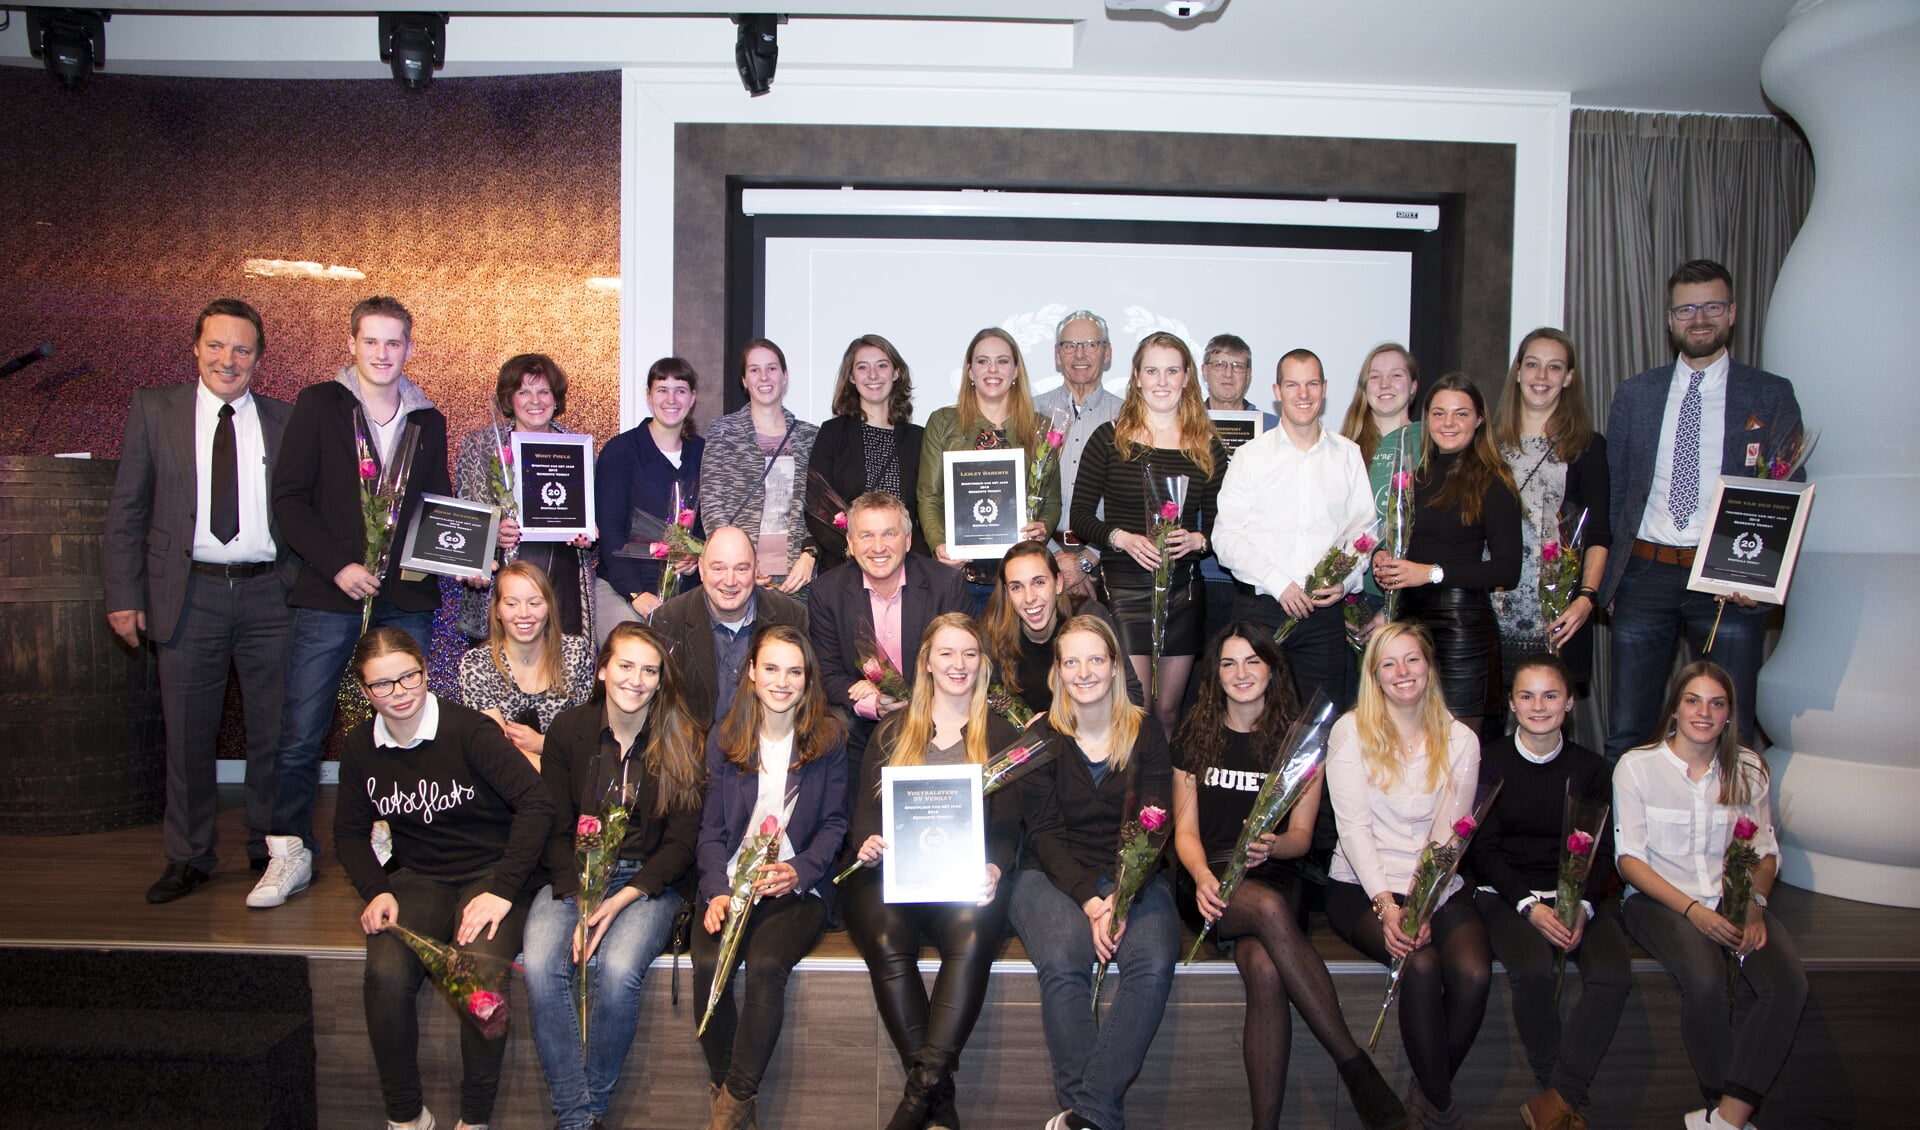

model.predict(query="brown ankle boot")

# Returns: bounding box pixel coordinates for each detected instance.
[704,1087,758,1130]
[1521,1087,1584,1129]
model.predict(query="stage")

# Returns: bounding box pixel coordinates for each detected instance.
[1,785,1914,1129]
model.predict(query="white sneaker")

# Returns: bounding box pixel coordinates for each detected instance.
[1044,1113,1073,1130]
[1684,1112,1712,1130]
[388,1106,433,1130]
[371,820,394,866]
[246,834,312,908]
[1684,1112,1754,1130]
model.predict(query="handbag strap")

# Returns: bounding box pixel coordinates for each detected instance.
[724,418,798,529]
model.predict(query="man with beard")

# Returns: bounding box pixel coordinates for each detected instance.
[1600,259,1803,758]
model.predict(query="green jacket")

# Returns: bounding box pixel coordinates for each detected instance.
[916,406,1061,552]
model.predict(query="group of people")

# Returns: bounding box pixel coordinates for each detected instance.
[100,258,1807,1130]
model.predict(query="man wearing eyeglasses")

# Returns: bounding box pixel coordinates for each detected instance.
[1200,334,1280,426]
[1035,309,1124,595]
[1601,259,1804,760]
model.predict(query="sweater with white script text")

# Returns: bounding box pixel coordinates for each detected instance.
[333,697,554,903]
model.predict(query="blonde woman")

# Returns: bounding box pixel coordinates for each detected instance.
[1323,621,1489,1129]
[843,613,1021,1130]
[456,561,595,767]
[1009,615,1177,1130]
[1341,344,1423,611]
[1068,331,1228,731]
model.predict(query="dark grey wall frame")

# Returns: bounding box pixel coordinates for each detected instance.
[674,122,1515,427]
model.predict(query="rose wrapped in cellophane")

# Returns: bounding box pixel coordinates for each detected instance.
[1091,798,1171,1023]
[1275,523,1378,644]
[1381,435,1415,624]
[1538,508,1588,655]
[572,776,635,1059]
[1144,468,1190,702]
[1028,406,1069,519]
[1553,788,1609,1004]
[699,813,785,1037]
[352,406,421,632]
[1720,814,1763,1019]
[386,923,513,1040]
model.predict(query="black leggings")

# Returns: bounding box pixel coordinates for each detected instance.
[1213,873,1366,1130]
[690,892,827,1100]
[843,874,1009,1080]
[1325,880,1492,1110]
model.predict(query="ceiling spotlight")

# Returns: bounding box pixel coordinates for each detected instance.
[733,14,783,98]
[379,13,448,91]
[26,9,109,89]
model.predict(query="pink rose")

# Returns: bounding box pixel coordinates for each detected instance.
[1733,816,1759,841]
[758,814,781,837]
[1045,429,1065,449]
[861,659,885,683]
[1452,816,1477,839]
[649,542,669,559]
[1566,830,1595,856]
[1344,593,1361,606]
[1769,460,1791,480]
[1008,745,1031,765]
[1542,541,1561,563]
[1391,471,1412,491]
[358,458,378,480]
[467,990,504,1021]
[1354,534,1377,555]
[1158,501,1179,522]
[576,815,601,837]
[833,511,848,531]
[677,508,696,528]
[1140,805,1168,832]
[499,446,513,468]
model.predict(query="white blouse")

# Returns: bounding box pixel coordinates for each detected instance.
[1613,742,1778,908]
[1327,713,1481,905]
[728,730,798,886]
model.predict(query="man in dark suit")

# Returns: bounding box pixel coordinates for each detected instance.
[104,299,298,904]
[809,491,973,817]
[252,296,450,909]
[1601,259,1804,759]
[653,525,808,724]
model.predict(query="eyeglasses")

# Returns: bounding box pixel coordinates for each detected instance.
[1668,301,1732,321]
[1206,360,1250,374]
[1058,339,1107,353]
[364,669,426,698]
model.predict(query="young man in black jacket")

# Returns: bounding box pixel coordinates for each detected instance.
[250,296,450,909]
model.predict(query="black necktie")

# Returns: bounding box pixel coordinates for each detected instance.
[212,403,239,544]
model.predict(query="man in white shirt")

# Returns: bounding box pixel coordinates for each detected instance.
[1033,309,1123,596]
[1214,349,1376,709]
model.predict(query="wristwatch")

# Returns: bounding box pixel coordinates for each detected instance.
[1752,892,1769,908]
[1428,564,1446,585]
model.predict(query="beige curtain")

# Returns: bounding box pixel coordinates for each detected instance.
[1564,109,1814,745]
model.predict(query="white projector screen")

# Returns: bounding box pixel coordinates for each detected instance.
[760,236,1415,427]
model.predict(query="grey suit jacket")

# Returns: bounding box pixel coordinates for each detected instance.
[1600,358,1802,603]
[103,382,297,644]
[651,586,809,724]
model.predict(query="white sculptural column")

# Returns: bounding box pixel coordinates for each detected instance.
[1757,0,1920,907]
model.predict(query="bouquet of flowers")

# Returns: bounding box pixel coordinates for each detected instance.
[1186,694,1336,963]
[385,924,512,1040]
[982,733,1058,796]
[857,637,910,705]
[1367,775,1504,1050]
[352,407,421,631]
[572,777,635,1059]
[1343,593,1372,655]
[487,413,518,564]
[1720,814,1763,1019]
[986,683,1037,729]
[1028,406,1069,520]
[1381,436,1415,623]
[1274,523,1378,644]
[1553,789,1610,1004]
[1144,468,1190,702]
[1538,508,1588,655]
[613,481,704,601]
[1091,798,1171,1022]
[1753,427,1818,481]
[699,813,785,1037]
[804,466,854,562]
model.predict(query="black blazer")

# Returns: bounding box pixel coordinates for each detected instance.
[539,699,704,902]
[808,554,974,711]
[651,587,810,724]
[272,381,450,614]
[804,414,929,571]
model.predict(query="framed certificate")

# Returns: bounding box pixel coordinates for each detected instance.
[1686,476,1815,605]
[881,764,987,904]
[397,493,502,581]
[1209,410,1266,453]
[511,431,595,542]
[943,448,1027,561]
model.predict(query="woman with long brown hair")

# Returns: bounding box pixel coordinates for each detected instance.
[1370,372,1522,737]
[456,560,595,769]
[691,623,849,1129]
[842,613,1021,1130]
[981,540,1143,715]
[807,334,927,570]
[1068,331,1228,732]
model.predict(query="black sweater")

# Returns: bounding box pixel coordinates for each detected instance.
[1005,597,1144,713]
[333,697,554,902]
[273,381,450,613]
[852,713,1023,879]
[1406,449,1523,592]
[538,699,705,902]
[1018,716,1173,905]
[1466,732,1614,907]
[1069,423,1228,585]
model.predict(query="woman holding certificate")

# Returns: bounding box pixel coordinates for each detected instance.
[1171,625,1405,1130]
[916,328,1059,610]
[1010,615,1177,1130]
[456,561,595,770]
[1069,332,1228,732]
[692,623,848,1130]
[842,613,1021,1130]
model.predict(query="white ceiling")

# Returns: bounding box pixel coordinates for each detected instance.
[0,1,1800,115]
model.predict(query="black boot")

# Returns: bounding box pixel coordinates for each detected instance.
[883,1065,939,1130]
[1337,1053,1410,1130]
[926,1072,960,1130]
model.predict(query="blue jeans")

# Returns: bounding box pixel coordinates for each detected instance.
[1605,555,1765,760]
[273,601,433,848]
[1009,869,1178,1130]
[523,866,684,1130]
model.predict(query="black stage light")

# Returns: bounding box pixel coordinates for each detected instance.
[26,9,108,89]
[379,12,448,91]
[733,14,783,98]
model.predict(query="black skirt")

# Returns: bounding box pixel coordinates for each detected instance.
[1101,563,1205,658]
[1399,586,1501,720]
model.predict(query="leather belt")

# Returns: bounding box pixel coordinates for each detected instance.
[1631,539,1696,568]
[191,559,277,578]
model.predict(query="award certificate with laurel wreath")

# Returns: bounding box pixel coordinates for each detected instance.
[881,764,987,904]
[943,447,1027,561]
[398,493,503,581]
[1686,476,1814,605]
[512,430,595,542]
